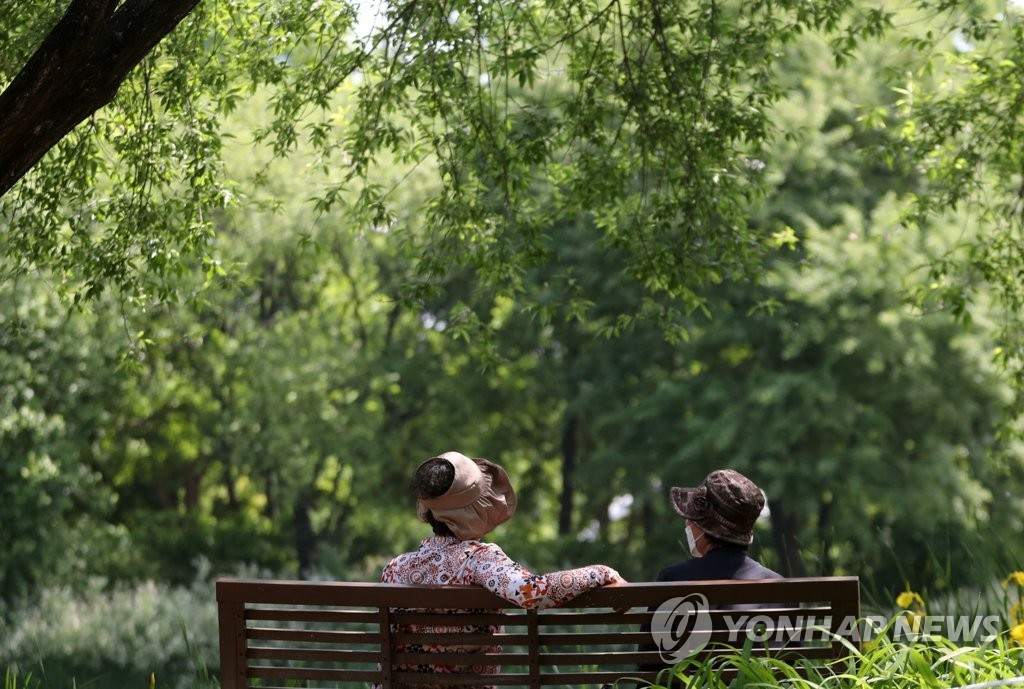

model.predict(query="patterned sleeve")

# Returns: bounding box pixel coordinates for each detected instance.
[463,543,622,610]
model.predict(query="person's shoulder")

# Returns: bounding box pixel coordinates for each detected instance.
[468,538,505,553]
[463,539,512,563]
[379,550,414,581]
[655,559,705,582]
[740,555,783,580]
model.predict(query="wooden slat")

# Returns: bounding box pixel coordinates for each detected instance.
[533,606,834,625]
[217,599,246,689]
[394,671,533,686]
[246,686,349,689]
[217,576,859,610]
[246,607,378,623]
[378,601,392,688]
[246,627,379,644]
[393,631,532,645]
[566,577,860,609]
[218,578,517,608]
[248,646,380,663]
[538,650,662,665]
[705,605,835,617]
[538,630,651,645]
[391,610,514,626]
[535,610,652,625]
[538,670,669,684]
[830,576,862,655]
[395,650,530,665]
[248,666,380,681]
[527,607,540,689]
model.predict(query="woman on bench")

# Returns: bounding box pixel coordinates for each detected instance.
[373,450,625,688]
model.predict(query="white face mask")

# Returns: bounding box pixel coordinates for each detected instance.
[685,524,704,557]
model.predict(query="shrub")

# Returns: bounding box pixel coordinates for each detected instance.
[0,566,217,689]
[637,622,1024,689]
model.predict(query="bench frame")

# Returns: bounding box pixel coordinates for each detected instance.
[216,576,860,688]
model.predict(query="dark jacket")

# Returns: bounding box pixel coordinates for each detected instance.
[655,545,782,583]
[638,546,783,681]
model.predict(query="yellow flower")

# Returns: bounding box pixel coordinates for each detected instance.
[904,610,924,632]
[1003,571,1024,589]
[1011,601,1024,625]
[1011,623,1024,646]
[896,589,925,609]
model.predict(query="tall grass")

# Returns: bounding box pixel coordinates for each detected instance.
[1,571,218,689]
[636,625,1024,689]
[3,668,37,689]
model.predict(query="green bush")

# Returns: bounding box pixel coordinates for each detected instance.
[636,624,1024,689]
[1,566,218,689]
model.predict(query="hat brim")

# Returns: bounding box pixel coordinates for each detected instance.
[669,485,754,546]
[417,453,517,539]
[670,486,700,518]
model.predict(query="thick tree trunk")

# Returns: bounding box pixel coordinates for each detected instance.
[294,493,316,580]
[817,496,834,574]
[0,0,202,196]
[768,498,808,577]
[558,413,577,536]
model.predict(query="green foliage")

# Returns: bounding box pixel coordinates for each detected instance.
[890,1,1024,427]
[3,8,1024,685]
[0,283,123,600]
[639,629,1024,689]
[0,571,219,689]
[0,0,895,323]
[4,2,1024,600]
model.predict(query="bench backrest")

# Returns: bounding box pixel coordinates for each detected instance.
[216,576,860,688]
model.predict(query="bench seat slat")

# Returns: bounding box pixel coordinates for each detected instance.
[539,670,670,684]
[564,578,859,608]
[248,665,380,680]
[247,627,379,644]
[221,577,859,608]
[246,608,378,623]
[391,628,839,648]
[394,670,670,686]
[395,651,531,664]
[537,630,652,645]
[534,610,650,625]
[391,650,722,666]
[534,606,834,625]
[392,631,532,645]
[391,611,513,626]
[248,646,380,663]
[391,647,834,667]
[704,605,835,616]
[394,671,533,686]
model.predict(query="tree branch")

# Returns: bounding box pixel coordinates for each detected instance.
[0,0,202,196]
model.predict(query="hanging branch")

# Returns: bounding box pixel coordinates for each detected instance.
[0,0,201,196]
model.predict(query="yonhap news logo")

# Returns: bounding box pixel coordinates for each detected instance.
[650,593,713,663]
[649,595,1005,661]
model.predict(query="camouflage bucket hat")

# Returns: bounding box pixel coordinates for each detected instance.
[670,469,765,546]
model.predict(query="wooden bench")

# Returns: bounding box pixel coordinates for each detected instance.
[216,576,860,688]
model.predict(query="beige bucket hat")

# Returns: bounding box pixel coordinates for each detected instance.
[416,451,518,540]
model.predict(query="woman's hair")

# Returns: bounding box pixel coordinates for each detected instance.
[413,458,456,537]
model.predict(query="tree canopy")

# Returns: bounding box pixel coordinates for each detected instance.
[3,0,1024,623]
[1,0,896,315]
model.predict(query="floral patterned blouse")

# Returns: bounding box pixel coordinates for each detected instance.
[372,535,622,688]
